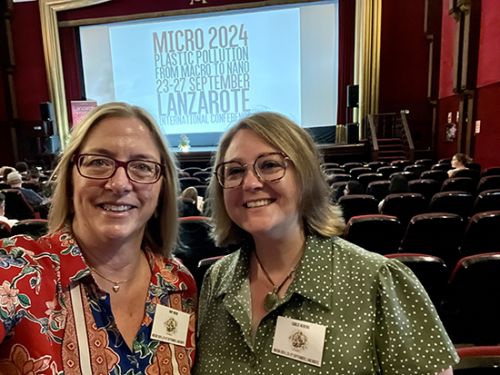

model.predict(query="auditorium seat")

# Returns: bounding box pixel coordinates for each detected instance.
[472,189,500,214]
[173,216,232,284]
[441,177,476,194]
[460,211,500,256]
[1,189,37,220]
[404,164,426,176]
[420,169,448,184]
[195,255,225,290]
[325,167,347,175]
[389,170,419,181]
[366,180,390,202]
[481,166,500,177]
[454,346,500,374]
[453,168,481,183]
[399,212,464,269]
[182,167,203,175]
[337,194,379,222]
[10,219,48,239]
[414,158,434,169]
[329,173,351,183]
[390,159,412,169]
[356,173,384,190]
[428,191,474,219]
[444,253,500,345]
[378,192,426,228]
[376,165,400,179]
[431,163,451,172]
[408,178,441,203]
[349,167,372,179]
[342,162,364,172]
[0,221,11,239]
[367,161,387,172]
[192,171,212,182]
[322,162,341,169]
[477,175,500,194]
[385,253,448,309]
[343,214,403,254]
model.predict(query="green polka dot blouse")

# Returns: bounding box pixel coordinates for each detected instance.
[194,235,459,374]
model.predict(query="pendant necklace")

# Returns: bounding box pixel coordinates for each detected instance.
[254,250,302,312]
[90,267,130,293]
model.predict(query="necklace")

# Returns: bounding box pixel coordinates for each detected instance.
[90,267,130,293]
[254,250,302,312]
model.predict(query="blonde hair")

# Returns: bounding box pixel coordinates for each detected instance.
[208,112,345,247]
[48,102,179,257]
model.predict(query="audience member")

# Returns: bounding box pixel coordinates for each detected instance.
[6,171,45,209]
[378,173,410,210]
[194,112,457,374]
[179,186,202,217]
[343,180,365,195]
[0,192,18,227]
[14,161,30,178]
[448,152,472,177]
[0,102,197,372]
[1,167,15,183]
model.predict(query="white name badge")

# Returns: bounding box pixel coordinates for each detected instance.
[151,304,190,347]
[272,316,327,367]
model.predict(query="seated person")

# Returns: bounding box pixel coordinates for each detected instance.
[378,174,409,211]
[178,186,202,217]
[343,180,365,196]
[6,171,45,209]
[447,153,472,177]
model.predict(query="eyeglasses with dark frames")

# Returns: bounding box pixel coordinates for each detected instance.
[215,152,290,189]
[74,154,164,184]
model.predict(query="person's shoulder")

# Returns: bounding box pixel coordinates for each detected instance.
[330,236,390,269]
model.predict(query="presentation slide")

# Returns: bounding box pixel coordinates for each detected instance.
[80,2,338,147]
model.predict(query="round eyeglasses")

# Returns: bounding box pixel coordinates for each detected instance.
[74,154,164,184]
[215,152,290,189]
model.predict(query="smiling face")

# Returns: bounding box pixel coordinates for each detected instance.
[71,116,163,248]
[222,129,302,241]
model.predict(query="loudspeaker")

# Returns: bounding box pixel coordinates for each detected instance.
[347,85,359,108]
[40,102,54,122]
[347,122,359,144]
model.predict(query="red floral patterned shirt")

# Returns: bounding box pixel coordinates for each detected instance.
[0,229,197,374]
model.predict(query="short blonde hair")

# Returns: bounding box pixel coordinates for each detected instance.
[208,112,345,247]
[48,102,179,256]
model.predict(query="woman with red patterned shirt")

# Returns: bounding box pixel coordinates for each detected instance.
[0,102,197,374]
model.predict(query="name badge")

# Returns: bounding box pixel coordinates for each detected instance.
[151,304,190,347]
[272,316,327,367]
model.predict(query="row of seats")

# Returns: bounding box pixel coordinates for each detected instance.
[338,190,500,225]
[0,219,48,238]
[343,212,500,269]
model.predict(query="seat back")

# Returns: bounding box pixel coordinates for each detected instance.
[481,167,500,177]
[420,169,448,184]
[408,178,441,203]
[441,177,476,194]
[399,212,464,268]
[477,176,500,194]
[10,219,48,238]
[344,214,403,254]
[404,164,426,176]
[472,189,500,214]
[385,253,448,308]
[461,211,500,256]
[1,189,36,220]
[379,192,426,228]
[179,177,202,190]
[377,166,400,179]
[173,216,232,279]
[428,191,474,219]
[342,162,364,172]
[454,346,500,374]
[337,194,379,222]
[414,159,434,169]
[453,168,481,183]
[349,167,372,179]
[357,173,384,190]
[182,167,203,175]
[192,171,212,182]
[431,163,451,171]
[447,253,500,345]
[366,180,390,202]
[0,221,11,239]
